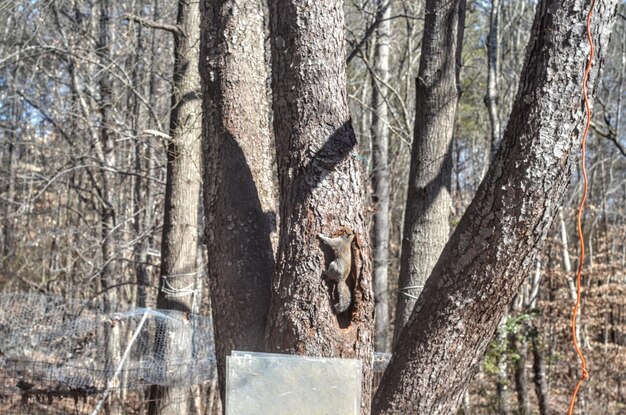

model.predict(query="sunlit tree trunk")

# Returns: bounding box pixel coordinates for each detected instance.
[394,0,466,341]
[264,0,375,411]
[373,0,617,411]
[148,1,202,413]
[371,0,392,353]
[485,0,502,161]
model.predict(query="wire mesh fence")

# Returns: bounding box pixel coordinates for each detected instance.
[0,293,216,414]
[0,293,392,414]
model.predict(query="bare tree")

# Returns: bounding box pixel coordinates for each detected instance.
[373,0,617,411]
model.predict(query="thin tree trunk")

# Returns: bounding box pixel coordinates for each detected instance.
[148,1,202,413]
[485,0,502,162]
[513,327,530,415]
[2,78,18,263]
[96,0,117,301]
[264,1,375,412]
[96,1,122,413]
[496,316,510,415]
[560,209,584,353]
[372,0,617,411]
[200,0,276,402]
[394,0,466,341]
[531,325,549,415]
[128,11,150,308]
[371,0,392,353]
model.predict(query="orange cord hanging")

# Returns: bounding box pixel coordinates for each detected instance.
[567,0,595,413]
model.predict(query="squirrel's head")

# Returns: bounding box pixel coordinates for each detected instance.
[339,227,355,243]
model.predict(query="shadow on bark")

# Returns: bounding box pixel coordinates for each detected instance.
[288,120,358,328]
[204,126,276,405]
[289,120,358,201]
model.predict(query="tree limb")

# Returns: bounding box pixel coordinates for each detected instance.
[346,1,393,64]
[122,13,183,37]
[591,122,626,158]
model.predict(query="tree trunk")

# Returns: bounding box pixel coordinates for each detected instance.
[531,325,549,415]
[148,1,202,413]
[513,329,530,415]
[264,0,375,412]
[394,0,466,341]
[200,0,276,402]
[128,12,151,308]
[485,0,502,161]
[95,2,122,413]
[373,0,617,411]
[96,0,117,300]
[2,75,18,263]
[371,0,392,353]
[496,317,510,415]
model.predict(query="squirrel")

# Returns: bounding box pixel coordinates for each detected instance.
[318,227,355,314]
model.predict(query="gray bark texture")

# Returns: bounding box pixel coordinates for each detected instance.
[149,0,202,413]
[264,0,375,412]
[394,0,465,342]
[200,0,276,401]
[373,0,617,411]
[371,1,392,353]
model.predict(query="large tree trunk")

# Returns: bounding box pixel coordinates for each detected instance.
[264,0,375,412]
[371,0,392,353]
[373,0,617,411]
[394,0,466,341]
[200,0,276,402]
[148,1,202,413]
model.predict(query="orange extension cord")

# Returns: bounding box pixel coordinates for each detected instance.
[567,0,595,413]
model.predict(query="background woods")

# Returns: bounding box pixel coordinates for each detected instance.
[1,0,625,414]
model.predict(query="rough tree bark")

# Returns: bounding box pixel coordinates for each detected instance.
[148,1,202,413]
[264,0,375,412]
[200,0,276,401]
[373,0,617,411]
[394,0,466,341]
[371,0,392,353]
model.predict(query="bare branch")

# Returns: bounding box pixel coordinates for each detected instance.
[346,1,393,64]
[123,13,183,37]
